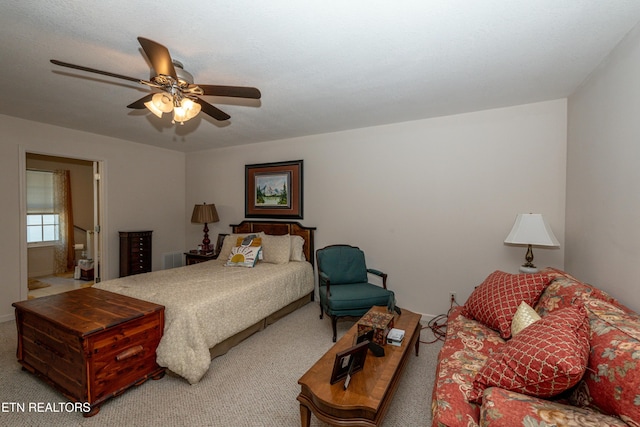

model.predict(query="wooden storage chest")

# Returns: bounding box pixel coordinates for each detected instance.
[13,287,165,417]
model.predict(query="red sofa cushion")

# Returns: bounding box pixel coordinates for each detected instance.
[480,387,629,427]
[569,298,640,426]
[469,305,590,401]
[462,270,551,339]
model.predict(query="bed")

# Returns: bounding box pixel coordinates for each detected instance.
[94,221,316,384]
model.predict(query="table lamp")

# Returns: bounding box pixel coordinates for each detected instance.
[191,203,219,252]
[504,213,559,273]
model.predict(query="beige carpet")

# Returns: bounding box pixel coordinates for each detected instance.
[0,302,442,426]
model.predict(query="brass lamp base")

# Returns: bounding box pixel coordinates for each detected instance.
[519,244,539,273]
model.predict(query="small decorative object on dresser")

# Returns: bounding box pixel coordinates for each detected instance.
[119,230,152,277]
[13,288,165,417]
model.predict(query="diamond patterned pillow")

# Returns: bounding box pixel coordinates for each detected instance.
[469,305,590,402]
[462,270,551,339]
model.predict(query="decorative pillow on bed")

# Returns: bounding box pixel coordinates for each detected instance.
[290,235,305,261]
[261,233,291,264]
[235,236,262,247]
[219,232,266,261]
[225,245,262,268]
[236,236,263,260]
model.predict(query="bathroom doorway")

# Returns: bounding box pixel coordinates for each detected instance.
[24,152,103,298]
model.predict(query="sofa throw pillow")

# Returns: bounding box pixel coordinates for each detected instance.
[511,301,541,336]
[225,245,261,268]
[469,305,590,403]
[462,270,550,339]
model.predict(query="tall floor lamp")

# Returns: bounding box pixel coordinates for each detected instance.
[504,213,560,273]
[191,203,219,252]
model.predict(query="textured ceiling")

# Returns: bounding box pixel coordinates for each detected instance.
[2,1,640,152]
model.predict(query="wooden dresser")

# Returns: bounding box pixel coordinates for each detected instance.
[13,288,165,417]
[119,230,152,277]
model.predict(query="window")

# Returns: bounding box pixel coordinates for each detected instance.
[27,214,60,243]
[26,170,60,244]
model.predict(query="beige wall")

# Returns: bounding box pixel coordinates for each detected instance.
[0,115,186,322]
[186,100,567,318]
[567,23,640,312]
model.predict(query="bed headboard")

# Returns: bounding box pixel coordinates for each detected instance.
[231,221,316,266]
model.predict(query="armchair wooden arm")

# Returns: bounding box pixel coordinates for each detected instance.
[367,268,388,289]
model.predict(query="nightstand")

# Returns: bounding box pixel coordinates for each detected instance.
[185,251,217,265]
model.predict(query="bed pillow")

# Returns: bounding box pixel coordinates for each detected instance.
[290,235,306,261]
[469,305,590,402]
[236,236,264,260]
[225,245,262,268]
[218,232,265,261]
[261,233,291,264]
[462,270,551,339]
[235,236,262,247]
[511,301,541,336]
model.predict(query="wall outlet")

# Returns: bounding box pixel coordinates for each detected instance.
[449,292,457,304]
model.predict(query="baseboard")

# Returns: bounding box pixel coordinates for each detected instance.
[0,313,15,323]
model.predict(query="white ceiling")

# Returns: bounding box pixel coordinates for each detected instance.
[2,1,640,153]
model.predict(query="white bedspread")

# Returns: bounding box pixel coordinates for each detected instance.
[94,259,314,384]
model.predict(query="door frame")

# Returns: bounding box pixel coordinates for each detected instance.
[19,147,107,300]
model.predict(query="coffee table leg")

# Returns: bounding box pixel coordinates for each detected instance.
[415,338,420,356]
[300,404,311,427]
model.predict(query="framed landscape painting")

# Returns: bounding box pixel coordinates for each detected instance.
[245,160,303,219]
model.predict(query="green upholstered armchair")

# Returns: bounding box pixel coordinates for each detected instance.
[316,244,394,342]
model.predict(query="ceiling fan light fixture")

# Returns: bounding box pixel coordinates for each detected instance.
[144,92,173,117]
[172,98,201,124]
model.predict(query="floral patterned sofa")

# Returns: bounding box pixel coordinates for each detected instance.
[431,267,640,427]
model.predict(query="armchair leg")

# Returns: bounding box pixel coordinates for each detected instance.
[331,316,337,342]
[319,304,324,319]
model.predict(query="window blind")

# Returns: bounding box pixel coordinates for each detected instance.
[26,170,54,213]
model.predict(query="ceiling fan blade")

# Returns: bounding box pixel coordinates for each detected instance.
[195,98,231,121]
[127,94,154,109]
[50,59,142,83]
[199,85,262,99]
[137,37,177,79]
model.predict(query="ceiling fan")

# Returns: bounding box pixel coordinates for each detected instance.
[50,37,261,125]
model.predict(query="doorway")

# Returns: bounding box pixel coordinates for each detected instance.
[24,152,103,299]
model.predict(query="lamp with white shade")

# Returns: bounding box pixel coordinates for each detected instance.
[504,213,560,273]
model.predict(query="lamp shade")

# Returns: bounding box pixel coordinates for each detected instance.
[191,203,219,224]
[504,214,560,247]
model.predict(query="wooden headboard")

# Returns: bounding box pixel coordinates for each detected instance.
[231,221,316,266]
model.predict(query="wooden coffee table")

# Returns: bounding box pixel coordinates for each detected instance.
[297,306,421,426]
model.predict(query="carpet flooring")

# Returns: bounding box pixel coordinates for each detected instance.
[0,301,443,426]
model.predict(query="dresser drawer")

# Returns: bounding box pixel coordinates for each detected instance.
[120,231,152,277]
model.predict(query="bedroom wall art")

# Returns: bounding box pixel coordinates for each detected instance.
[245,160,303,219]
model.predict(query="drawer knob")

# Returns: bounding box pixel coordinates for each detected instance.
[115,345,144,361]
